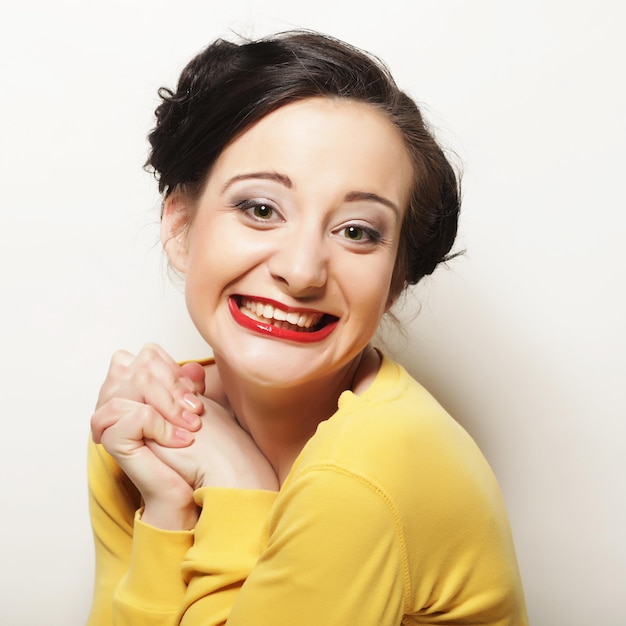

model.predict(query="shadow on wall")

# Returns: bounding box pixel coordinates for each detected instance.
[378,265,624,626]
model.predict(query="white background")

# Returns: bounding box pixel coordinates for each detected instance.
[1,1,624,624]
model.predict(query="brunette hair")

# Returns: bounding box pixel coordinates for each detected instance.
[146,30,461,293]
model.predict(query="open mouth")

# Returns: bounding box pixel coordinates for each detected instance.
[229,296,339,342]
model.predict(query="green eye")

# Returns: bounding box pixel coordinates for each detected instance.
[253,204,273,219]
[345,226,364,240]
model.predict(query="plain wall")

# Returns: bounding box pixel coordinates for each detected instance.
[0,1,624,624]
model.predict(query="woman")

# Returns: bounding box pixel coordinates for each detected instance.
[88,31,527,625]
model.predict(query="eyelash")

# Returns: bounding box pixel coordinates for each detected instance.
[233,199,281,222]
[336,224,382,244]
[232,199,385,246]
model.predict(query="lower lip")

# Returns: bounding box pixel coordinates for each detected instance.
[228,297,338,343]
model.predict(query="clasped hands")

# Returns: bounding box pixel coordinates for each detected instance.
[90,344,279,530]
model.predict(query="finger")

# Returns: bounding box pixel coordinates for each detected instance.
[95,349,136,408]
[134,344,203,404]
[92,397,199,445]
[145,439,201,489]
[109,344,203,428]
[96,398,195,450]
[127,351,203,428]
[91,396,141,443]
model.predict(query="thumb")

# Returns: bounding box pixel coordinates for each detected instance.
[180,361,206,394]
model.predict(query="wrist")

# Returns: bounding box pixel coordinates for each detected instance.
[141,497,199,531]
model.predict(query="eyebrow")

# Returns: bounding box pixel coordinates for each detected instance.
[222,171,400,214]
[222,172,293,193]
[344,191,400,215]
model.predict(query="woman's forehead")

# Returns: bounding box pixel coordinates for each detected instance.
[209,98,413,207]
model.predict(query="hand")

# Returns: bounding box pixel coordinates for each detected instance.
[94,343,206,433]
[147,396,279,493]
[90,344,208,529]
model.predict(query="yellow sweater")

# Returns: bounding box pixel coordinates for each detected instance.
[87,354,527,625]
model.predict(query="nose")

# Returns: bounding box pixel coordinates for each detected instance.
[268,230,328,296]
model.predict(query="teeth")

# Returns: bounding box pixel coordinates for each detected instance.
[240,297,323,332]
[273,308,287,321]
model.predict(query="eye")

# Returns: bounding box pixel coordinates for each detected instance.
[252,203,274,220]
[234,199,281,223]
[344,225,365,241]
[337,224,381,244]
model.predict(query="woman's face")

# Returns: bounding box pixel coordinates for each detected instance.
[164,97,413,388]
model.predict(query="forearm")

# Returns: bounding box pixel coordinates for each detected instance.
[178,488,278,626]
[87,439,138,626]
[177,471,406,626]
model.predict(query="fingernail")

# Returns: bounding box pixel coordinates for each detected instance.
[182,392,201,411]
[181,409,201,428]
[174,427,194,443]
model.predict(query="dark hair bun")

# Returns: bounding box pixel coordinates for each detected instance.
[146,31,461,289]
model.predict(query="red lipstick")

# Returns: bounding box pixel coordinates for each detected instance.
[228,297,338,343]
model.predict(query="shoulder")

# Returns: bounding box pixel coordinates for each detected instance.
[299,354,487,480]
[276,355,526,622]
[289,353,504,525]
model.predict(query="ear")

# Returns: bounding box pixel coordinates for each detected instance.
[161,193,192,273]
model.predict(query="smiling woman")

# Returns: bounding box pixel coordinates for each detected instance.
[163,98,410,393]
[87,31,528,625]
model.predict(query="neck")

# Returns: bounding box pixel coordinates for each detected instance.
[214,347,375,484]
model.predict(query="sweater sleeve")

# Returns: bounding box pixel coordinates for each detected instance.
[178,488,279,625]
[86,438,193,626]
[179,448,527,625]
[89,428,525,625]
[86,437,137,626]
[112,514,193,625]
[179,468,406,626]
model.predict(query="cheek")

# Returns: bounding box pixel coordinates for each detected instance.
[184,224,277,289]
[341,256,396,317]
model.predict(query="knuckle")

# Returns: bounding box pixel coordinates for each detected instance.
[136,402,157,422]
[106,350,133,384]
[132,345,166,382]
[109,349,132,372]
[107,396,128,413]
[111,348,132,365]
[89,413,103,441]
[133,367,152,388]
[138,343,161,363]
